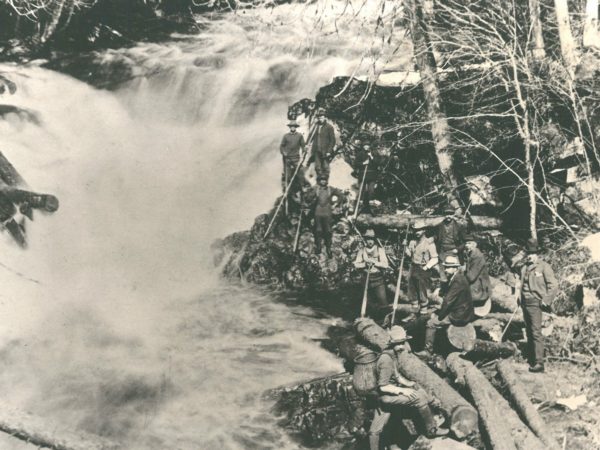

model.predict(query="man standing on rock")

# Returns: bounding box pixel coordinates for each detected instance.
[354,229,389,318]
[311,108,336,179]
[369,326,448,450]
[520,238,558,373]
[464,234,491,317]
[280,119,306,194]
[416,255,475,356]
[436,206,466,283]
[405,228,438,312]
[304,174,343,258]
[355,142,383,216]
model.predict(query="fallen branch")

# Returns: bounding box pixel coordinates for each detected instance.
[356,214,501,230]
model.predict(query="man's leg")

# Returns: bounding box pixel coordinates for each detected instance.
[368,407,391,450]
[523,298,544,367]
[380,390,439,437]
[437,251,448,283]
[422,314,450,353]
[323,214,333,256]
[314,154,323,178]
[407,266,419,306]
[314,215,324,254]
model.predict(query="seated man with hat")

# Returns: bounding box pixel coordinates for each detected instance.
[519,238,558,373]
[416,254,475,357]
[369,326,448,450]
[280,118,307,194]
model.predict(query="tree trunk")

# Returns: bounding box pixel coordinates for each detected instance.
[554,0,579,75]
[446,354,547,450]
[496,361,561,450]
[41,0,66,43]
[583,0,600,48]
[529,0,546,60]
[396,352,478,439]
[404,0,457,194]
[445,354,517,450]
[467,339,518,359]
[525,139,538,240]
[355,214,501,230]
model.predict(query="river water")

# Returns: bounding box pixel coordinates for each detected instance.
[0,2,406,449]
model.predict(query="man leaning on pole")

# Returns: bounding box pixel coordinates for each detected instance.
[405,228,438,312]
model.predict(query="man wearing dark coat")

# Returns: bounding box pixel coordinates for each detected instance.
[464,234,491,317]
[311,108,336,179]
[355,142,383,215]
[416,254,475,356]
[436,206,466,282]
[303,175,343,257]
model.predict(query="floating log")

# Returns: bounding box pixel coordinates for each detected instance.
[496,361,560,450]
[445,353,516,450]
[356,214,501,230]
[0,403,118,450]
[395,352,478,439]
[446,354,546,450]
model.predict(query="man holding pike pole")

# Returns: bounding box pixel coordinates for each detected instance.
[354,228,389,320]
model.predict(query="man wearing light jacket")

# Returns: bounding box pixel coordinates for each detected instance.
[520,238,558,373]
[354,229,389,317]
[405,228,438,311]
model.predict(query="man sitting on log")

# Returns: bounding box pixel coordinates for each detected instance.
[369,326,448,450]
[416,255,475,357]
[519,238,558,373]
[464,234,491,318]
[303,174,343,257]
[405,228,438,312]
[354,229,389,318]
[436,206,466,283]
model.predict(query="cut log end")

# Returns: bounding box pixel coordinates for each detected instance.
[450,404,479,440]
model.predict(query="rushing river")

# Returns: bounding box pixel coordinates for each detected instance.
[0,2,406,449]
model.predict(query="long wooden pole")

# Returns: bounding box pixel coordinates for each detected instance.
[390,222,411,328]
[353,160,370,219]
[360,269,371,318]
[293,211,303,253]
[284,164,289,216]
[263,125,317,240]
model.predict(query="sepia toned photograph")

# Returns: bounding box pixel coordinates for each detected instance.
[0,0,599,449]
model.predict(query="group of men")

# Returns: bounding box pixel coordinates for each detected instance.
[278,110,560,447]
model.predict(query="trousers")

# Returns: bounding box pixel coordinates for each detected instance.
[408,265,432,307]
[314,214,333,251]
[314,153,330,178]
[424,313,452,350]
[368,388,434,450]
[522,296,544,365]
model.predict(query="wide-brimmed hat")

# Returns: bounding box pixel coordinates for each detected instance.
[364,228,376,238]
[444,205,455,215]
[316,107,326,116]
[287,120,299,127]
[389,325,412,344]
[525,238,539,254]
[443,254,461,267]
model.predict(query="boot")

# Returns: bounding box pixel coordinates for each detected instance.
[529,363,545,373]
[326,246,333,258]
[418,406,448,438]
[315,245,322,255]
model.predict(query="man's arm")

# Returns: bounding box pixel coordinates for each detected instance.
[354,248,366,269]
[437,276,463,320]
[375,247,389,269]
[542,262,559,304]
[299,134,306,153]
[326,124,336,154]
[280,134,288,157]
[423,241,439,270]
[465,252,485,284]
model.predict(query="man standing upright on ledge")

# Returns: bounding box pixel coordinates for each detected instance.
[405,228,438,312]
[311,108,336,179]
[280,119,306,194]
[520,238,558,373]
[304,174,343,258]
[436,206,466,283]
[354,229,389,319]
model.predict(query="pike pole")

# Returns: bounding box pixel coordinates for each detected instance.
[263,124,318,240]
[360,269,371,318]
[353,159,370,219]
[390,222,411,328]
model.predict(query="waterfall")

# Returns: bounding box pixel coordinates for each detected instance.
[0,2,405,448]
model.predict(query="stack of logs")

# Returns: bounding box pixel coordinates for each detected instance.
[273,278,562,449]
